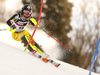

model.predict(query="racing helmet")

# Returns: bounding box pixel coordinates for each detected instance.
[21,4,32,17]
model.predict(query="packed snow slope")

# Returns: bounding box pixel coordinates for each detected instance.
[0,23,99,75]
[0,42,99,75]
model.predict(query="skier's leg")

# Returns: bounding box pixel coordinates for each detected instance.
[34,42,44,53]
[12,32,23,41]
[19,30,45,55]
[11,29,30,41]
[12,30,49,62]
[11,29,35,51]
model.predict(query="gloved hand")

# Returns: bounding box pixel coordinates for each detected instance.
[9,25,16,33]
[10,25,16,29]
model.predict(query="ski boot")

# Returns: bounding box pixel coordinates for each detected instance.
[42,58,49,63]
[32,50,37,55]
[41,54,49,63]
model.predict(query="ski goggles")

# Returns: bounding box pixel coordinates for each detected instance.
[23,10,31,15]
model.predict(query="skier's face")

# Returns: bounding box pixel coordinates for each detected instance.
[23,10,31,15]
[23,10,31,19]
[23,13,29,18]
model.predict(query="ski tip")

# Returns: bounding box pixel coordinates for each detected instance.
[55,64,61,67]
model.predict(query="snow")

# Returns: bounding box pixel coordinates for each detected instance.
[0,23,99,75]
[0,42,99,75]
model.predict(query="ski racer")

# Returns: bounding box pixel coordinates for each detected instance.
[6,4,48,63]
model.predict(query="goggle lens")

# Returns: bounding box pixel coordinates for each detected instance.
[23,10,31,15]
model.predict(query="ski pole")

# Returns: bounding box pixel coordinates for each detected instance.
[29,20,71,51]
[39,27,71,51]
[0,28,10,31]
[0,28,16,33]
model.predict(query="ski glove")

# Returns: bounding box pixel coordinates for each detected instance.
[10,25,16,29]
[9,25,16,33]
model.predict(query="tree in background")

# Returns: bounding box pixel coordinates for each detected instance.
[0,0,6,21]
[0,0,22,22]
[68,0,100,73]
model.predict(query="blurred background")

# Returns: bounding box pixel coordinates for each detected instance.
[0,0,100,73]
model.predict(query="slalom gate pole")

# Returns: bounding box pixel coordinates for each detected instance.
[89,37,100,75]
[24,0,43,51]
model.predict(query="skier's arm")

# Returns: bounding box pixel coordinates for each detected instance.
[29,18,40,27]
[6,14,18,26]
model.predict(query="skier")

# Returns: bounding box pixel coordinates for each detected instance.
[6,4,48,63]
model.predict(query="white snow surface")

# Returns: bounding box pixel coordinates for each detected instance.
[0,23,99,75]
[0,42,99,75]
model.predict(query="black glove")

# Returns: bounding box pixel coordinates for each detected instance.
[10,25,16,29]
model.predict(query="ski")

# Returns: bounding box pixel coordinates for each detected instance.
[21,39,61,67]
[30,51,61,67]
[48,59,61,67]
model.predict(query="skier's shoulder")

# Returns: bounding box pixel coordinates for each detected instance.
[10,13,20,20]
[29,17,37,25]
[14,13,21,19]
[30,17,37,22]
